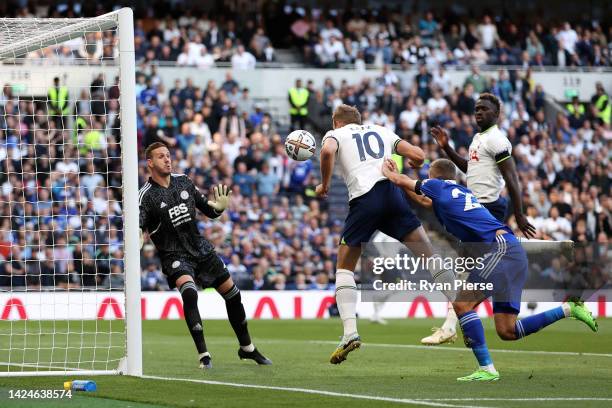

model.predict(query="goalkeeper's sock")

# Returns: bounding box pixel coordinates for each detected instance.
[179,281,207,354]
[458,311,495,372]
[335,269,358,337]
[515,306,568,339]
[222,284,252,347]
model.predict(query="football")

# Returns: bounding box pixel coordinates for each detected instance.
[285,130,316,161]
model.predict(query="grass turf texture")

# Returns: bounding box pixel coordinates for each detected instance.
[0,318,611,408]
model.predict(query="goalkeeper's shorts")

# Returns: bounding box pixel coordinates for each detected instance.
[162,252,230,290]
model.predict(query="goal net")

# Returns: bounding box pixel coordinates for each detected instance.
[0,8,141,376]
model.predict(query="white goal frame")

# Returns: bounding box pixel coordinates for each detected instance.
[0,7,142,377]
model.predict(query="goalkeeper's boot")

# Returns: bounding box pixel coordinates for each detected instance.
[238,348,272,365]
[568,300,598,332]
[457,368,500,382]
[330,333,361,364]
[421,327,458,345]
[199,352,212,369]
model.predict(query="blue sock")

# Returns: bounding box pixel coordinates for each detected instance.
[458,311,492,367]
[515,306,566,339]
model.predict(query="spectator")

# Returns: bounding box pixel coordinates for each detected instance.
[464,65,488,95]
[288,79,310,131]
[542,207,572,241]
[477,15,499,52]
[233,162,255,197]
[231,45,256,70]
[195,46,215,69]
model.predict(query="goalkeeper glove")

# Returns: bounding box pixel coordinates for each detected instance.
[207,184,232,213]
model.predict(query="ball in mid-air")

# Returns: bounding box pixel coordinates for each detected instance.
[285,130,316,161]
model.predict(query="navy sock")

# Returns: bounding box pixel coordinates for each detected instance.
[223,285,252,347]
[515,306,565,339]
[458,311,492,367]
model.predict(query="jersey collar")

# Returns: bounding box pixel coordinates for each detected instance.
[148,176,172,189]
[479,124,498,135]
[444,179,457,184]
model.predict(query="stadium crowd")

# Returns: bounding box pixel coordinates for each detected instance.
[0,58,609,291]
[9,2,611,68]
[0,1,610,292]
[297,11,611,68]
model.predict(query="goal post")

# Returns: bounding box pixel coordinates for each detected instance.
[0,7,141,377]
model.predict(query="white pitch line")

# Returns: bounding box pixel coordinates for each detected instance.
[308,340,612,358]
[142,375,488,408]
[419,398,612,402]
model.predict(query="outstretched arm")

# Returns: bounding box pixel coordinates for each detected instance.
[498,158,536,238]
[382,158,433,208]
[316,136,338,198]
[194,183,231,219]
[430,126,468,173]
[395,139,425,169]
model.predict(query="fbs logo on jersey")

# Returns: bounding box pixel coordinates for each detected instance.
[168,203,190,226]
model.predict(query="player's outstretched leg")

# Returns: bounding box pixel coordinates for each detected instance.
[178,279,211,369]
[513,300,598,339]
[330,268,361,364]
[401,228,458,345]
[219,280,272,365]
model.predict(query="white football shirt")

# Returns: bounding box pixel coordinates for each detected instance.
[322,123,401,201]
[466,125,512,203]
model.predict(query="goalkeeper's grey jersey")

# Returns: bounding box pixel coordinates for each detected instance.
[139,174,221,259]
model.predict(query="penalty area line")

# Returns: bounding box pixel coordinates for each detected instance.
[142,375,488,408]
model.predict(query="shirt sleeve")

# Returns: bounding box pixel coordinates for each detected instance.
[389,132,402,154]
[190,179,222,219]
[139,193,151,232]
[416,178,444,200]
[485,136,513,164]
[322,130,339,153]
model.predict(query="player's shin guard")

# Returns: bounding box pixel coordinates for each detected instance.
[179,281,207,354]
[458,311,494,370]
[515,306,568,339]
[222,285,252,348]
[335,269,358,337]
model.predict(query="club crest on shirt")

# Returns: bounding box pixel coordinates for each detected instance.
[172,261,181,269]
[180,190,189,200]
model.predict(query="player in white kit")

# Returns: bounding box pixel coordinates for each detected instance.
[426,93,573,345]
[315,104,456,364]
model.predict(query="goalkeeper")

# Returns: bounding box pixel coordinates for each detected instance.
[139,142,271,369]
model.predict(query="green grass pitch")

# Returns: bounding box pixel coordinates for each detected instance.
[1,317,611,407]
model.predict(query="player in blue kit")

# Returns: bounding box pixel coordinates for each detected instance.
[382,157,598,381]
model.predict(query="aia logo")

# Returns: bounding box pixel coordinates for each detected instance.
[469,149,479,161]
[469,142,480,162]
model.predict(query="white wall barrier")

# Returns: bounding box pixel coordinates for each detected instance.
[0,291,610,320]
